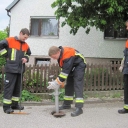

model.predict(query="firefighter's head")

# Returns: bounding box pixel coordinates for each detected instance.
[48,46,60,60]
[19,28,30,42]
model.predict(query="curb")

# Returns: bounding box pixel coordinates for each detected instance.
[0,98,123,106]
[0,90,124,106]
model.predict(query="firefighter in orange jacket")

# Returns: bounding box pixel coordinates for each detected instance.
[0,28,31,114]
[47,46,86,117]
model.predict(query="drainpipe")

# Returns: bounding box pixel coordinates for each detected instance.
[6,10,11,37]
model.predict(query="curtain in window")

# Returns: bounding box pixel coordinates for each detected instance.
[41,19,58,36]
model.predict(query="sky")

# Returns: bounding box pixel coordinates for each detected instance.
[0,0,14,31]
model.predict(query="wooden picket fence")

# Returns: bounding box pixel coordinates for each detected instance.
[0,63,124,93]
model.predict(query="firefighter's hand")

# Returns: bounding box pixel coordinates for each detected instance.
[22,58,27,63]
[119,66,123,72]
[47,80,60,90]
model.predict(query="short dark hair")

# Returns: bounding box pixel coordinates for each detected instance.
[20,28,30,36]
[48,46,60,56]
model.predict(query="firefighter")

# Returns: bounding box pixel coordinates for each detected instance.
[118,20,128,114]
[0,28,31,114]
[47,46,86,117]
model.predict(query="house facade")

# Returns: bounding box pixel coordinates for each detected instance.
[6,0,126,65]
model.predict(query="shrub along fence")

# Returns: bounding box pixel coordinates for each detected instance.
[0,63,123,93]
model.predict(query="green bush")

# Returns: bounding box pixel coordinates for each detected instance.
[23,69,49,89]
[21,90,41,102]
[51,88,65,101]
[0,57,6,69]
[0,30,8,69]
[0,90,41,103]
[0,31,7,41]
[0,30,7,90]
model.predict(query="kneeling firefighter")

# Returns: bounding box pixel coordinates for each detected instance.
[47,46,86,117]
[0,28,31,114]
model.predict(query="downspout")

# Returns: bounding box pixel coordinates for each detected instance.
[6,10,11,37]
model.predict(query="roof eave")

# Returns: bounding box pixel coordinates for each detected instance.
[5,0,20,12]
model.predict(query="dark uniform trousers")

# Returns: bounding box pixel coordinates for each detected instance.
[4,72,22,104]
[123,74,128,104]
[64,62,86,108]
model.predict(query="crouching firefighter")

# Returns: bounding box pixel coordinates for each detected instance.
[0,28,31,114]
[47,46,86,117]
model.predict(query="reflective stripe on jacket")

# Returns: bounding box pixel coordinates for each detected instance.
[0,48,7,55]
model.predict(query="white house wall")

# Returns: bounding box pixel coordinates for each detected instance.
[9,0,125,59]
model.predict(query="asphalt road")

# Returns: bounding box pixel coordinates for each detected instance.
[0,100,128,128]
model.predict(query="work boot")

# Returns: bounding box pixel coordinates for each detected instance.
[3,104,14,114]
[11,101,24,110]
[59,104,71,110]
[71,108,83,117]
[11,104,24,110]
[4,108,14,114]
[118,108,128,114]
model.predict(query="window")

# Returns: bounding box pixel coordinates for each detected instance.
[35,58,50,66]
[104,25,128,39]
[30,17,59,37]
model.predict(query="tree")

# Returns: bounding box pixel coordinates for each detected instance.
[51,0,128,35]
[4,26,10,37]
[0,30,8,69]
[0,30,8,41]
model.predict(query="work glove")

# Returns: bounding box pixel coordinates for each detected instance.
[119,66,123,72]
[119,57,124,72]
[47,80,60,90]
[47,77,65,90]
